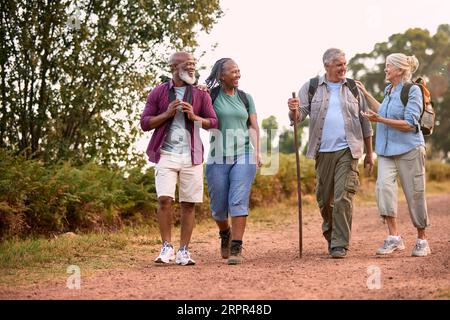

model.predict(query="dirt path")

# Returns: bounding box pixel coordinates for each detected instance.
[1,194,449,300]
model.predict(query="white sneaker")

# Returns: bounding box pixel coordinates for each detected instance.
[176,247,196,266]
[411,239,431,257]
[154,241,175,264]
[376,235,405,255]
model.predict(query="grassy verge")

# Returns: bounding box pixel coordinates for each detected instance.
[0,226,161,286]
[437,289,450,299]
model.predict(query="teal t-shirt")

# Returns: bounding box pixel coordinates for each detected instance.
[209,88,256,158]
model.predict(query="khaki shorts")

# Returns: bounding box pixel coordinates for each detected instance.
[155,150,203,203]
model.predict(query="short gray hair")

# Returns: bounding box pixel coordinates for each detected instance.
[323,48,345,66]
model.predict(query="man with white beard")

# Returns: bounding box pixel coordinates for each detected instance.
[140,52,218,266]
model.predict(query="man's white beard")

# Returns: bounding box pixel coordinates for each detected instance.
[179,69,196,85]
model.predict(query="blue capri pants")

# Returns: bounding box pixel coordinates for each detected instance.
[205,153,257,221]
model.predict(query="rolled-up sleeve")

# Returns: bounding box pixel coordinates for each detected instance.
[140,90,158,132]
[404,85,422,127]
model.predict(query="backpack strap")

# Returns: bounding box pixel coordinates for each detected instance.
[210,86,220,104]
[308,77,319,105]
[167,81,193,130]
[184,85,193,131]
[237,89,250,114]
[346,78,359,101]
[167,81,176,103]
[237,89,251,127]
[308,77,359,104]
[167,80,192,104]
[400,82,413,107]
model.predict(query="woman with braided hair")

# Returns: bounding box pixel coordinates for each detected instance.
[204,58,261,265]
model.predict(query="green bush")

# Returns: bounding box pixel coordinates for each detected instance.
[249,154,450,208]
[0,150,157,239]
[1,149,449,239]
[250,154,316,207]
[426,160,450,181]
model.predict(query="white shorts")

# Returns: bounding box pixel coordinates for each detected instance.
[155,150,203,203]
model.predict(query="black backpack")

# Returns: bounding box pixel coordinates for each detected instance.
[210,86,251,127]
[399,78,435,135]
[308,77,359,105]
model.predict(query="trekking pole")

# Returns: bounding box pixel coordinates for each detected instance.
[292,92,303,258]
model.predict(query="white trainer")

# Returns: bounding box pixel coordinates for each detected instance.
[411,239,431,257]
[376,235,405,255]
[154,241,175,264]
[176,247,196,266]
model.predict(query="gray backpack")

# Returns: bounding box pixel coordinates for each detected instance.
[399,77,435,136]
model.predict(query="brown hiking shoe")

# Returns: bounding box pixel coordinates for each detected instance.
[219,228,231,259]
[228,242,243,265]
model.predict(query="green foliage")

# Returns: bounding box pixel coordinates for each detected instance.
[261,115,278,153]
[277,123,308,154]
[348,24,450,157]
[278,127,298,154]
[0,232,128,270]
[251,154,316,207]
[261,116,279,131]
[251,153,450,208]
[425,160,450,182]
[0,149,157,239]
[0,0,222,164]
[2,149,449,239]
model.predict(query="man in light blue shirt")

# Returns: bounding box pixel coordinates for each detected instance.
[320,80,349,152]
[288,48,374,259]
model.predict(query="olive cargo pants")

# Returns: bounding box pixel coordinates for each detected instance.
[315,148,360,250]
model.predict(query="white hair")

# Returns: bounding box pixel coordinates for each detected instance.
[386,53,419,81]
[323,48,345,65]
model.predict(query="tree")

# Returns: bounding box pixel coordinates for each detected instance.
[278,125,306,154]
[348,24,450,158]
[261,115,278,154]
[0,0,222,164]
[277,110,309,154]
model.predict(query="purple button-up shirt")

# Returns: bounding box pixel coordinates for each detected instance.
[140,81,218,165]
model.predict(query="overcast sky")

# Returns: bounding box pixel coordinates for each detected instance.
[195,0,449,127]
[136,0,450,156]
